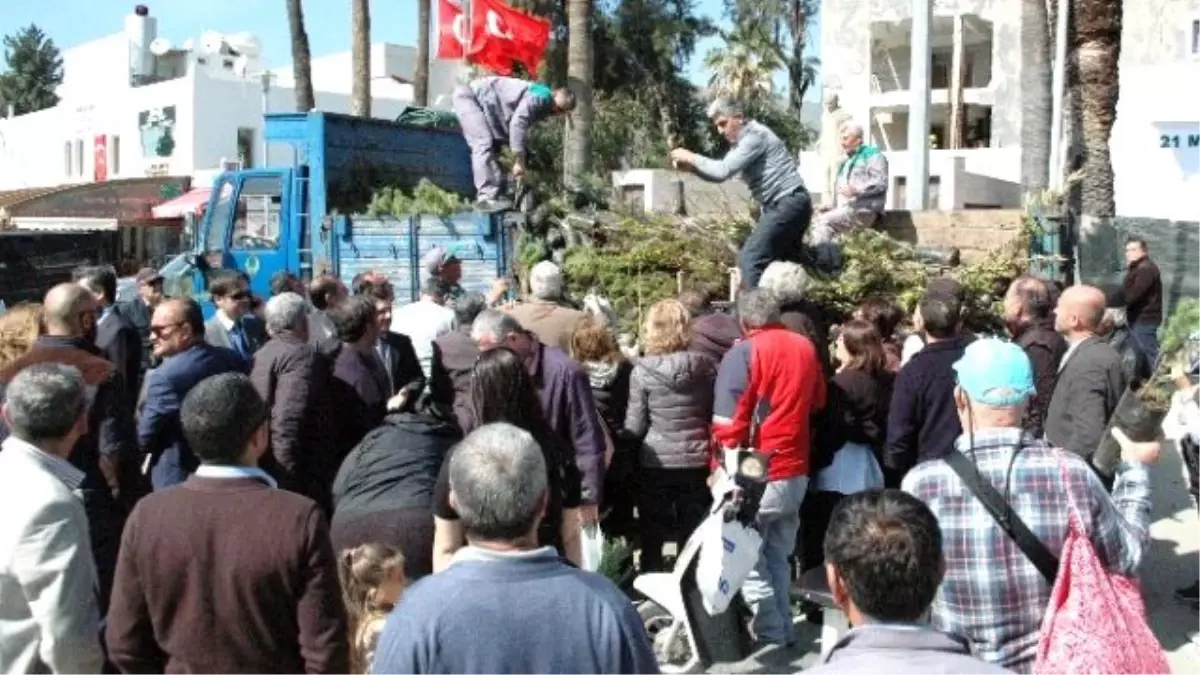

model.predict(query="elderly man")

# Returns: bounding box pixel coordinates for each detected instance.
[107,373,348,673]
[0,283,139,617]
[505,261,587,352]
[0,364,105,674]
[1045,285,1127,473]
[670,98,813,288]
[140,298,246,490]
[471,310,607,515]
[712,288,826,647]
[1003,276,1067,438]
[250,292,337,506]
[452,76,576,210]
[812,122,889,253]
[373,423,656,674]
[903,338,1156,671]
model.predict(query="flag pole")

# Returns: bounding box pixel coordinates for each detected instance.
[463,0,472,75]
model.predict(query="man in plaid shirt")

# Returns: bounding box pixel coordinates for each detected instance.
[903,338,1156,672]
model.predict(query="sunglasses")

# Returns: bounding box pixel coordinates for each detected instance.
[149,321,184,336]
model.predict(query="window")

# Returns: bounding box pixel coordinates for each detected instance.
[110,135,121,176]
[1191,18,1199,57]
[236,128,255,169]
[231,176,283,250]
[74,139,84,177]
[64,141,73,176]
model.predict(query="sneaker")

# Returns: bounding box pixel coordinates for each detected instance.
[1175,580,1200,607]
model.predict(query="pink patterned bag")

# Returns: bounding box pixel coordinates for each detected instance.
[1033,454,1170,674]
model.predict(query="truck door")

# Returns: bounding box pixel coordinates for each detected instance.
[203,170,291,298]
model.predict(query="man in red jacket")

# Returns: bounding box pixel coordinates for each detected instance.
[712,288,826,647]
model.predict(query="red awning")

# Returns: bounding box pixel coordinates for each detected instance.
[152,188,211,219]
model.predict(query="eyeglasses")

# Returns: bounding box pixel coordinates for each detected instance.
[228,292,251,301]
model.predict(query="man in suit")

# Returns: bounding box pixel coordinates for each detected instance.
[0,364,105,674]
[1045,284,1127,472]
[75,264,143,412]
[308,274,347,352]
[0,283,140,619]
[204,272,267,364]
[140,298,247,490]
[107,373,348,673]
[360,281,425,403]
[117,267,165,373]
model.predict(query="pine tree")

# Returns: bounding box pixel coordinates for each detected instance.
[0,24,64,116]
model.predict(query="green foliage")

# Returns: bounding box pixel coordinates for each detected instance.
[1139,298,1200,411]
[365,179,465,218]
[596,536,636,589]
[0,24,63,116]
[805,230,930,317]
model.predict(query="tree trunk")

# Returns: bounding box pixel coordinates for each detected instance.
[351,0,372,117]
[787,0,810,113]
[1020,0,1052,190]
[414,0,432,106]
[286,0,316,112]
[948,13,966,149]
[1073,0,1120,217]
[563,0,594,189]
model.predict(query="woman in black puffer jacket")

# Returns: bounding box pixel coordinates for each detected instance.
[625,299,718,572]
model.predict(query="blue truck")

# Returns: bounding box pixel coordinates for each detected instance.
[159,111,512,313]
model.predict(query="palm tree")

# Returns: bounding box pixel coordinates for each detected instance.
[286,0,315,113]
[703,29,782,103]
[563,0,594,189]
[351,0,371,117]
[1072,0,1120,217]
[1020,0,1052,190]
[414,0,431,106]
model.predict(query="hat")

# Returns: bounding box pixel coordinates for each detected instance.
[421,246,461,276]
[135,267,163,284]
[952,338,1035,407]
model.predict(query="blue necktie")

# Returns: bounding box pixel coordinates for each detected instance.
[230,322,250,359]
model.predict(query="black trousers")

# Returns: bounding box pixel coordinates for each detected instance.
[799,489,845,572]
[638,467,711,572]
[738,189,813,289]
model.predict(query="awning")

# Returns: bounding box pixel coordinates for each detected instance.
[152,188,211,219]
[7,216,117,233]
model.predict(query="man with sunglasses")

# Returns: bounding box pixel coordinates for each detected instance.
[204,272,267,365]
[669,97,813,289]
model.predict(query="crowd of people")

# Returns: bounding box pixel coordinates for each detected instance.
[0,221,1194,675]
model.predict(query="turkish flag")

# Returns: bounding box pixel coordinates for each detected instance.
[468,0,551,76]
[436,0,468,60]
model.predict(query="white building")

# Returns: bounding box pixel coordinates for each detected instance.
[807,0,1200,221]
[0,5,467,192]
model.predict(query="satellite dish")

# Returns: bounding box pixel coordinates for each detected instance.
[200,30,226,55]
[225,32,262,58]
[149,37,174,56]
[180,38,195,51]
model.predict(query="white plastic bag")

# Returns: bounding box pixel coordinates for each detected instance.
[695,514,762,615]
[581,522,605,572]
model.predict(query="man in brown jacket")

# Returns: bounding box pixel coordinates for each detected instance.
[106,373,348,673]
[506,261,587,353]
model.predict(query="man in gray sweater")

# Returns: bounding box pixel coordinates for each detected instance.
[373,423,658,674]
[670,97,813,288]
[452,76,575,210]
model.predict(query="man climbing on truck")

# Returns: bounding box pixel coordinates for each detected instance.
[669,98,814,288]
[452,76,576,210]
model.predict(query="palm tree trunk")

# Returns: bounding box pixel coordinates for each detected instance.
[1020,0,1052,190]
[414,0,432,106]
[286,0,315,113]
[563,0,594,189]
[1072,0,1120,217]
[351,0,372,117]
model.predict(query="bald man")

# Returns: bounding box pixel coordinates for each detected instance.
[0,282,139,619]
[1045,285,1128,473]
[138,298,246,490]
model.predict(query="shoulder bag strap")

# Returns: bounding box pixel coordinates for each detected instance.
[943,451,1060,585]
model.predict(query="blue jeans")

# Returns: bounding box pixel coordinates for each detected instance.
[742,475,808,645]
[739,190,813,289]
[1131,322,1160,370]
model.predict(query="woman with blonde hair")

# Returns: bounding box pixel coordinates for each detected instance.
[0,303,44,370]
[625,299,717,571]
[339,543,407,674]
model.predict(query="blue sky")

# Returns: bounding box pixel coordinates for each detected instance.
[0,0,817,92]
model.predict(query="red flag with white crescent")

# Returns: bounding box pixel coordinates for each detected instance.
[467,0,551,76]
[436,0,469,60]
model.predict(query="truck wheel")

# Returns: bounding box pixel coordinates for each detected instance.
[636,601,700,674]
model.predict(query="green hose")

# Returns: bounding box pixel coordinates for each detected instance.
[395,106,462,131]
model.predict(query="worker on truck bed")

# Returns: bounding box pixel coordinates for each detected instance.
[669,97,814,289]
[452,76,576,210]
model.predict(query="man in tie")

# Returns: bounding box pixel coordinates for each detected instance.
[204,272,267,363]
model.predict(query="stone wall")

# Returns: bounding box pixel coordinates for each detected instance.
[876,209,1026,263]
